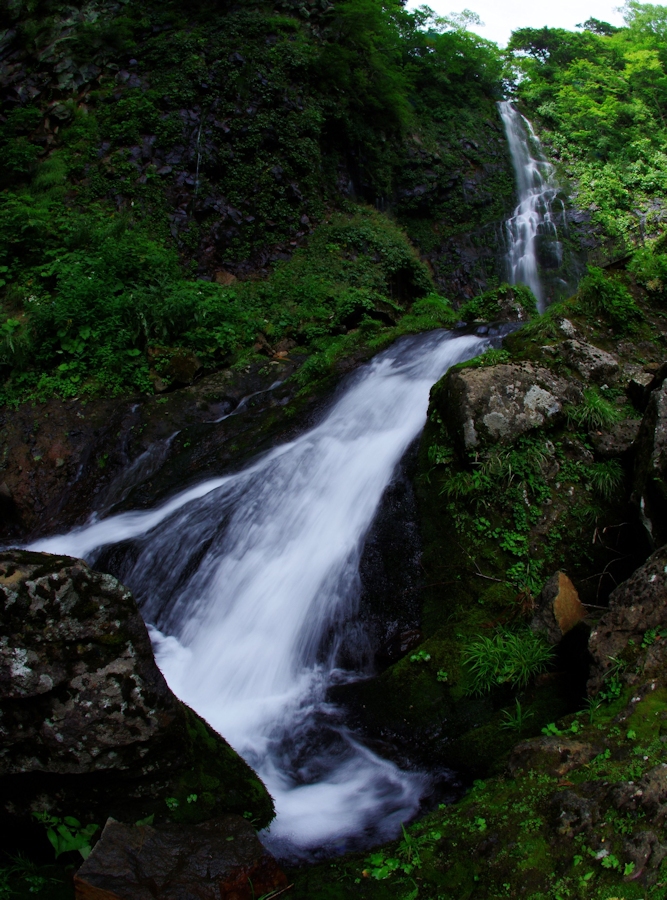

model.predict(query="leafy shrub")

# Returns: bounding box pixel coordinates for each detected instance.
[575,267,643,332]
[458,283,538,323]
[566,387,622,430]
[628,244,667,292]
[462,628,554,695]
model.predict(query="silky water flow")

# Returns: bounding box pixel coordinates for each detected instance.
[29,330,488,859]
[499,100,565,312]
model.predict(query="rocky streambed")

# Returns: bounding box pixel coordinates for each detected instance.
[3,272,667,898]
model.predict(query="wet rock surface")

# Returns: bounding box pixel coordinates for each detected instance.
[508,737,598,778]
[588,544,667,694]
[74,816,288,900]
[0,357,308,543]
[0,550,274,833]
[634,379,667,546]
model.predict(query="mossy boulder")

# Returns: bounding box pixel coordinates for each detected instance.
[0,550,274,838]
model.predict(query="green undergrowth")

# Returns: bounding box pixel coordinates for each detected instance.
[509,5,667,245]
[0,197,453,405]
[350,262,664,779]
[458,282,538,324]
[290,684,667,898]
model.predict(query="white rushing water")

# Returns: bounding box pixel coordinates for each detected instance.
[499,100,564,313]
[29,330,487,858]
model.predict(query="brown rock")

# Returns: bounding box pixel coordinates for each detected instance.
[214,270,237,286]
[508,737,597,777]
[74,816,288,900]
[531,572,587,645]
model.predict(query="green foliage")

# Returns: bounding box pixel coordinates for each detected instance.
[462,628,554,695]
[500,697,534,730]
[509,10,667,241]
[575,267,643,332]
[409,650,431,663]
[458,283,538,323]
[588,460,624,501]
[32,812,99,860]
[566,387,622,431]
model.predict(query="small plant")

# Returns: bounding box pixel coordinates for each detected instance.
[500,698,533,731]
[541,722,562,737]
[566,387,622,431]
[409,650,431,664]
[576,266,643,332]
[436,669,449,683]
[33,812,99,860]
[588,460,624,501]
[165,797,179,810]
[463,628,554,695]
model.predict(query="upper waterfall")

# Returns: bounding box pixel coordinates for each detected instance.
[499,100,565,312]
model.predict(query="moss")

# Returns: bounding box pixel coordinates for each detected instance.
[160,704,275,828]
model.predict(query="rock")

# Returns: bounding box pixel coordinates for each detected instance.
[508,737,597,778]
[214,270,237,286]
[531,572,587,645]
[561,339,619,384]
[74,816,288,900]
[588,545,667,694]
[434,363,578,453]
[590,418,640,459]
[557,318,576,338]
[610,766,667,824]
[633,381,667,545]
[627,370,655,412]
[550,789,600,837]
[0,550,274,831]
[622,830,667,882]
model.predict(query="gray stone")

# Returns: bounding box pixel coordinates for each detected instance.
[561,339,619,384]
[434,363,578,453]
[0,550,274,830]
[590,418,640,459]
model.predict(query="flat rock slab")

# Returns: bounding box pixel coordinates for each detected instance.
[74,816,288,900]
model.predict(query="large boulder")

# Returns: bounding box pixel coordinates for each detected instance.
[0,550,274,833]
[433,362,578,453]
[588,545,667,694]
[561,339,619,385]
[633,380,667,546]
[74,816,287,900]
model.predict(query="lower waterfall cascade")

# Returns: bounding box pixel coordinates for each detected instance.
[28,329,490,859]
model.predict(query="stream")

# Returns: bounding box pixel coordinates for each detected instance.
[29,330,490,859]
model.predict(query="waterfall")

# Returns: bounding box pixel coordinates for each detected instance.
[28,329,488,858]
[499,100,564,312]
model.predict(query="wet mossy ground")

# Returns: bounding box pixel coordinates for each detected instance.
[289,684,667,899]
